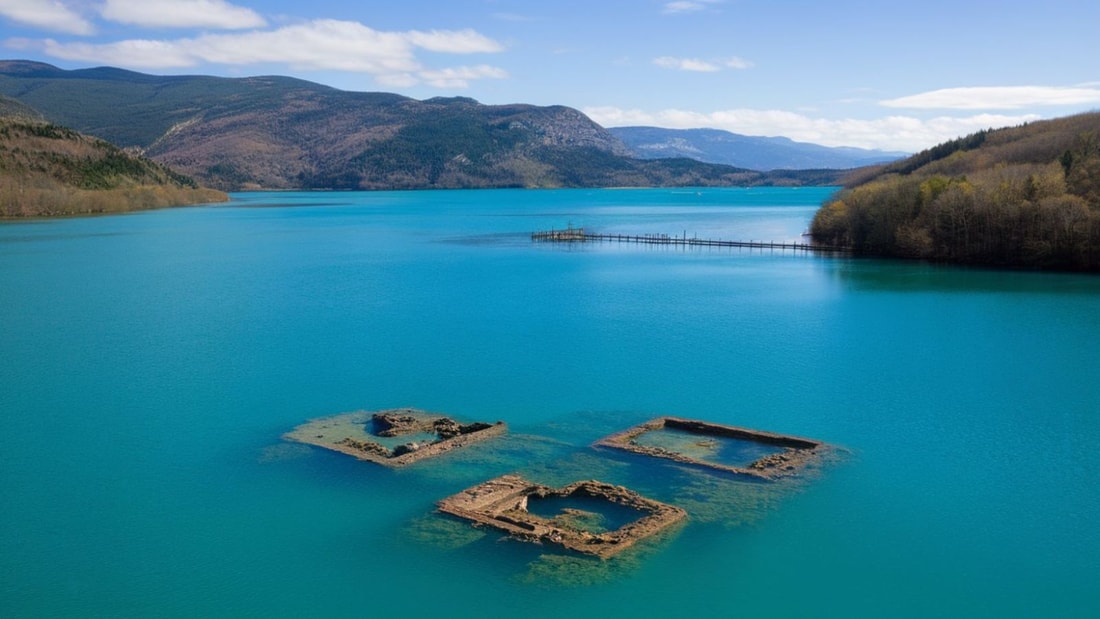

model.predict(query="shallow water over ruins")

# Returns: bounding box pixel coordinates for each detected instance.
[2,187,1099,617]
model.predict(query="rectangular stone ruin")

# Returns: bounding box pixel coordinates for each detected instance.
[437,474,687,559]
[283,407,506,467]
[594,416,827,480]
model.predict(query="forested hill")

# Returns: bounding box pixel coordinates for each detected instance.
[0,60,844,191]
[0,117,227,217]
[810,112,1100,271]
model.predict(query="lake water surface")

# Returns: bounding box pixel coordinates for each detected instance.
[2,188,1098,617]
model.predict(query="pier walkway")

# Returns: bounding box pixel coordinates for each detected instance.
[531,227,850,253]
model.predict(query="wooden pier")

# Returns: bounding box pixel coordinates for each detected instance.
[531,227,849,253]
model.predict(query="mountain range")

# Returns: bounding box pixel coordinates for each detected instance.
[610,126,907,171]
[0,60,866,191]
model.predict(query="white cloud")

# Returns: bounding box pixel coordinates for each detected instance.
[187,21,420,73]
[418,64,508,88]
[653,55,751,72]
[99,0,265,29]
[654,56,719,72]
[30,19,507,88]
[583,105,1040,152]
[42,37,196,68]
[404,29,504,54]
[662,1,721,14]
[0,0,94,35]
[881,86,1100,110]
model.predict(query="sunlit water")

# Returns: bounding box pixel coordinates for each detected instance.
[2,188,1098,617]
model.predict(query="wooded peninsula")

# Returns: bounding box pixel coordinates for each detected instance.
[811,112,1100,271]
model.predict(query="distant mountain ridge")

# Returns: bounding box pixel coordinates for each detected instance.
[610,126,907,170]
[0,60,849,190]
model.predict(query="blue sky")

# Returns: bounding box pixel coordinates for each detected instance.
[2,0,1099,152]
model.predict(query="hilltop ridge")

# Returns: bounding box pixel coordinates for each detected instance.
[0,115,227,217]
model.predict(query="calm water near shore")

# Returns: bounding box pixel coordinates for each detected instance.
[2,187,1098,617]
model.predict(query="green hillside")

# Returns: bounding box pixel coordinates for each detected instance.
[810,112,1100,271]
[0,117,227,217]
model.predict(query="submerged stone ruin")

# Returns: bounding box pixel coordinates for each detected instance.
[594,416,829,480]
[283,407,506,466]
[437,474,686,560]
[285,409,838,570]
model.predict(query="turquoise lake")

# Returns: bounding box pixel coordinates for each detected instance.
[2,187,1098,617]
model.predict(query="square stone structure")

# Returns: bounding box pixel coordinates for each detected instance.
[284,408,506,467]
[594,416,827,480]
[437,474,686,559]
